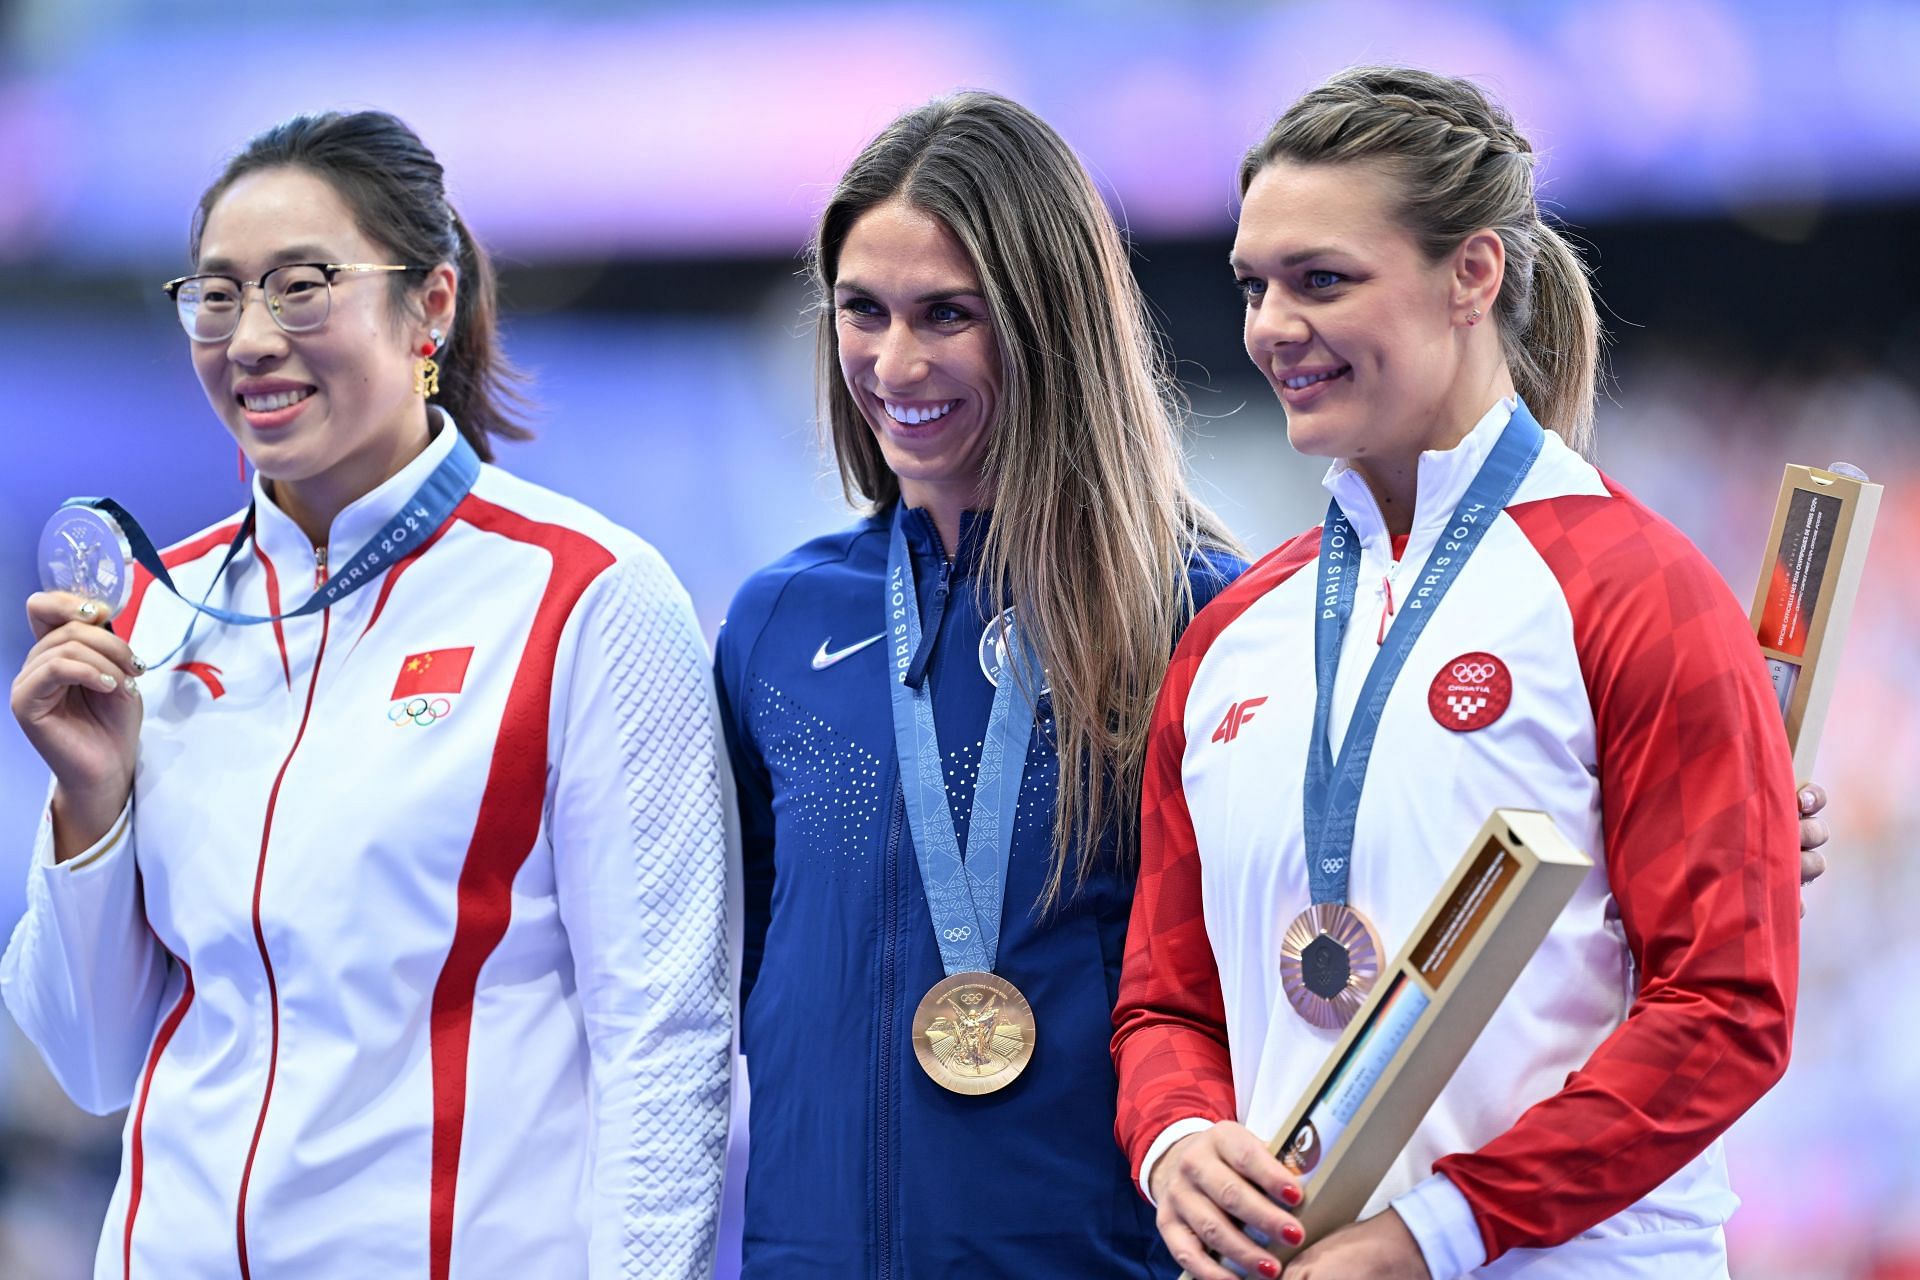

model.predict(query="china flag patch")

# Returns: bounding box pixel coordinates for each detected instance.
[391,647,474,700]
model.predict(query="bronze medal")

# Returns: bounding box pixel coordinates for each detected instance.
[912,971,1035,1096]
[1279,903,1382,1030]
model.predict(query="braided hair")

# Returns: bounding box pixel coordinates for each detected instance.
[1241,67,1601,452]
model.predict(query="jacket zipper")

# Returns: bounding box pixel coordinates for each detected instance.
[235,608,331,1278]
[874,784,905,1280]
[903,529,954,691]
[313,544,328,591]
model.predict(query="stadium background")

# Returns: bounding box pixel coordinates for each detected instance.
[1,1,1916,1276]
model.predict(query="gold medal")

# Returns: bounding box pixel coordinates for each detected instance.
[912,971,1035,1095]
[1279,903,1382,1030]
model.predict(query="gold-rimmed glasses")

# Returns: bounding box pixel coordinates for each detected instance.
[161,263,424,344]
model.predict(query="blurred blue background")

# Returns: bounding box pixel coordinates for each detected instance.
[2,1,1917,1277]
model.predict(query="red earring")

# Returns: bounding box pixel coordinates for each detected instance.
[418,341,436,356]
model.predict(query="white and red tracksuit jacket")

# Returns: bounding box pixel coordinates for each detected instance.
[1112,403,1800,1277]
[2,423,733,1279]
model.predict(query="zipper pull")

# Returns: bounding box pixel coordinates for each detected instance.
[1376,571,1396,646]
[314,544,329,591]
[903,559,953,691]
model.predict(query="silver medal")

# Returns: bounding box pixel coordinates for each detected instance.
[38,506,134,619]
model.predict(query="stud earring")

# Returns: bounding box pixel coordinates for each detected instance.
[1467,307,1483,326]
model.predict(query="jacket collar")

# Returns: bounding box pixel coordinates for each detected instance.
[250,411,463,583]
[899,502,990,576]
[1322,397,1516,560]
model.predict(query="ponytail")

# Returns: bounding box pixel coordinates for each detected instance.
[1502,221,1598,455]
[439,209,531,459]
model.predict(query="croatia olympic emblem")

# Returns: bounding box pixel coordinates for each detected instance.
[1426,652,1512,732]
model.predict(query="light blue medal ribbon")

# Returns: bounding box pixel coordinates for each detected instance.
[1302,403,1546,905]
[885,506,1041,978]
[62,430,481,667]
[1284,405,1545,1027]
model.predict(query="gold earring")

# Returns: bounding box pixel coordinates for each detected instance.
[1467,307,1483,325]
[414,332,441,399]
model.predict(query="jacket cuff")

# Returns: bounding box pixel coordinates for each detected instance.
[1139,1116,1217,1203]
[1390,1172,1486,1280]
[37,802,133,874]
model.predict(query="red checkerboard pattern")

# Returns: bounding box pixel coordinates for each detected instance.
[1436,481,1801,1260]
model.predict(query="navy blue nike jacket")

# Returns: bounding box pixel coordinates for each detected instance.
[714,504,1242,1279]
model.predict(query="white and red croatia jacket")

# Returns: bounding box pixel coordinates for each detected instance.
[1112,402,1800,1278]
[1,422,733,1279]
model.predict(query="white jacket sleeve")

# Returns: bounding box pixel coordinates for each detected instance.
[548,549,732,1280]
[0,800,170,1114]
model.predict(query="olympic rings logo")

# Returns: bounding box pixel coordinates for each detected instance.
[389,696,452,727]
[942,926,973,942]
[1452,660,1498,684]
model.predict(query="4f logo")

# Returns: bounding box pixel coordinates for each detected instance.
[1211,696,1267,744]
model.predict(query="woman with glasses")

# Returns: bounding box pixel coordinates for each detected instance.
[1,111,731,1278]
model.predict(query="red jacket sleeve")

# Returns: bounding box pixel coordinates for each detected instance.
[1438,487,1801,1260]
[1112,532,1322,1189]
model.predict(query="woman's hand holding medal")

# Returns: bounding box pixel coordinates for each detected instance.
[1151,1120,1306,1280]
[11,591,143,860]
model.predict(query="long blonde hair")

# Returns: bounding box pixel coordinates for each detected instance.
[1242,66,1603,452]
[810,91,1240,903]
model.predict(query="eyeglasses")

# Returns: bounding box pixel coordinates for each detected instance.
[161,263,424,344]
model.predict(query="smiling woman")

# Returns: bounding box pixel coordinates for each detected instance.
[1115,67,1807,1280]
[178,115,531,543]
[1,110,731,1278]
[715,91,1243,1278]
[831,199,1001,549]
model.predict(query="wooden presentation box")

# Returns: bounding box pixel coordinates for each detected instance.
[1185,809,1591,1277]
[1749,463,1882,778]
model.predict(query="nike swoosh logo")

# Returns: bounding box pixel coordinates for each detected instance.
[812,633,886,670]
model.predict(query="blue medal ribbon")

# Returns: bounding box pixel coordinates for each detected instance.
[886,505,1041,976]
[1302,403,1545,906]
[65,428,481,667]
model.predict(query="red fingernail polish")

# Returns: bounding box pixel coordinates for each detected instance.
[1281,1223,1305,1247]
[1279,1183,1303,1207]
[1257,1261,1280,1278]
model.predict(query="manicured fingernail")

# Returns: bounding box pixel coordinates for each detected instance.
[124,676,139,695]
[1279,1183,1303,1207]
[78,601,98,620]
[1257,1261,1280,1278]
[98,673,118,690]
[1280,1223,1305,1247]
[132,657,147,675]
[1799,787,1816,808]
